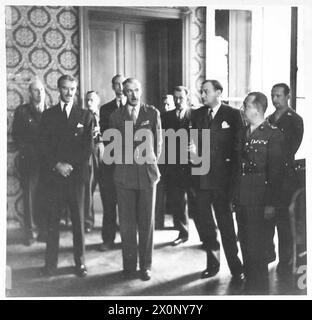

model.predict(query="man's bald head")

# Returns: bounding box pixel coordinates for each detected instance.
[29,77,45,107]
[86,90,100,113]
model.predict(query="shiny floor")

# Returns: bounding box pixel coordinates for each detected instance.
[6,210,305,297]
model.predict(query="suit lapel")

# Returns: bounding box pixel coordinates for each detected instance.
[199,106,209,129]
[56,103,65,122]
[210,105,224,130]
[121,104,132,122]
[113,99,119,110]
[67,104,81,129]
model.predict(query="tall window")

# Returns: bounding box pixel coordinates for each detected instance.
[206,7,291,112]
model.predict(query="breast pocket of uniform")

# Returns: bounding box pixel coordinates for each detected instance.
[74,123,85,137]
[251,143,268,163]
[138,120,152,131]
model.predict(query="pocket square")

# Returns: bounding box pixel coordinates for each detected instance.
[221,121,230,129]
[140,120,150,126]
[77,123,84,128]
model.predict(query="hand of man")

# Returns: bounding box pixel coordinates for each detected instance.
[264,206,275,220]
[55,162,73,178]
[188,141,197,163]
[93,126,101,139]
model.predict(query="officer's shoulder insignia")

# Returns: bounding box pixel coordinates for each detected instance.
[260,119,277,129]
[146,104,158,113]
[287,112,292,116]
[267,121,278,129]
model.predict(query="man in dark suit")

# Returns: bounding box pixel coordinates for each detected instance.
[84,91,104,233]
[191,80,244,281]
[98,74,126,251]
[267,83,304,275]
[109,78,162,281]
[39,75,93,277]
[235,92,285,292]
[162,86,198,246]
[12,77,47,245]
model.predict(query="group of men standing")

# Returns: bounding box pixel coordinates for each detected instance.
[12,72,303,290]
[160,81,303,291]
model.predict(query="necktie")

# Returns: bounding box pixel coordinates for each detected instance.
[63,103,68,119]
[207,107,213,128]
[93,113,100,141]
[131,106,137,125]
[94,113,99,127]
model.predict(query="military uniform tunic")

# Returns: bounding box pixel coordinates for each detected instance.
[235,120,285,289]
[266,107,304,270]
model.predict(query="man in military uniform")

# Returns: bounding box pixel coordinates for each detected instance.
[84,91,104,233]
[109,78,162,281]
[98,74,126,251]
[12,77,47,245]
[235,92,285,292]
[162,86,198,246]
[267,83,304,275]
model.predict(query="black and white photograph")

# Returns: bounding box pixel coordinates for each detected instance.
[2,0,311,300]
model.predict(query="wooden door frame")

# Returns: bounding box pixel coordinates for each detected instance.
[79,6,192,108]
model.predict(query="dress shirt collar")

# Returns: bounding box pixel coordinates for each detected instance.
[127,103,140,117]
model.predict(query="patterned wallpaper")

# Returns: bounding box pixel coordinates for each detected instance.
[6,6,80,222]
[190,7,206,107]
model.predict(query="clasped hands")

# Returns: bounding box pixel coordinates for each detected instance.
[55,162,73,178]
